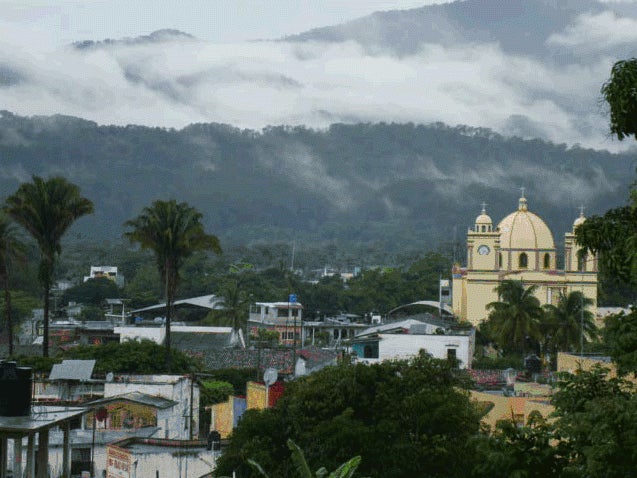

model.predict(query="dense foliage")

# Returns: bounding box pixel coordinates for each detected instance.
[0,113,630,253]
[601,58,637,141]
[214,352,481,478]
[12,339,200,374]
[481,280,598,359]
[602,308,637,377]
[475,366,637,478]
[61,277,121,307]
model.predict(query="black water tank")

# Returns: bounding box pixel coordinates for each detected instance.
[0,361,32,416]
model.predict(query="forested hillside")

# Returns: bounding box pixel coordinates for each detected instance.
[0,111,632,255]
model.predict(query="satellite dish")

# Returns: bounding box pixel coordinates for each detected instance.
[106,372,114,382]
[263,368,278,387]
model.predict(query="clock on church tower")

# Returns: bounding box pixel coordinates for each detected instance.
[468,204,498,270]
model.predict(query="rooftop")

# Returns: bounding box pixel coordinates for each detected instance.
[88,391,178,410]
[0,406,87,433]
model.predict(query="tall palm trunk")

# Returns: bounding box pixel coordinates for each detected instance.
[164,260,176,371]
[2,269,13,356]
[43,281,51,357]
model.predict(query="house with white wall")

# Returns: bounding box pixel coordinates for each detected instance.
[101,374,199,440]
[349,319,474,368]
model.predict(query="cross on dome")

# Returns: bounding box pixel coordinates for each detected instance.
[518,187,528,211]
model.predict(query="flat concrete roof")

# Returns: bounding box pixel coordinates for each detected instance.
[0,406,87,435]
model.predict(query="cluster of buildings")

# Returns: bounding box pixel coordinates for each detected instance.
[0,192,614,477]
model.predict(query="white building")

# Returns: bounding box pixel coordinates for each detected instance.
[349,319,474,368]
[102,374,199,440]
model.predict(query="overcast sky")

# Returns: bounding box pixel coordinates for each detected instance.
[1,0,636,152]
[0,1,449,45]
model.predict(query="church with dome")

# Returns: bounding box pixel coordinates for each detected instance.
[451,194,598,326]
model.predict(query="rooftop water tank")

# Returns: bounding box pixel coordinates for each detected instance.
[0,360,32,416]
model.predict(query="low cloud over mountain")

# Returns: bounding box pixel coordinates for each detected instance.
[0,0,635,151]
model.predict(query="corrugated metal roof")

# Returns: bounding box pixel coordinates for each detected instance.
[88,391,177,409]
[49,360,96,381]
[131,294,223,313]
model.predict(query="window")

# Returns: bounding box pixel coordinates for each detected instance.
[498,252,502,268]
[519,252,528,269]
[577,251,587,271]
[447,348,458,367]
[543,253,550,269]
[363,343,379,358]
[280,331,296,341]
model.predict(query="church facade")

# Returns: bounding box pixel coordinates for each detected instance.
[452,195,597,327]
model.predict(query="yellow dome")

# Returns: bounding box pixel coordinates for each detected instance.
[573,212,586,229]
[497,196,555,250]
[475,203,492,226]
[475,213,492,224]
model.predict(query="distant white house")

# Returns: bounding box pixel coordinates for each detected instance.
[248,301,304,346]
[349,319,474,369]
[84,266,124,287]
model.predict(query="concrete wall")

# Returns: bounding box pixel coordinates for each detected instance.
[471,390,554,429]
[107,441,216,478]
[246,382,267,410]
[212,399,234,439]
[372,334,471,368]
[557,352,617,377]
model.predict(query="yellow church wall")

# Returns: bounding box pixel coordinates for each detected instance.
[465,279,500,325]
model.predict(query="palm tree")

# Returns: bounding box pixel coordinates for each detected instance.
[4,176,94,357]
[0,213,26,356]
[124,199,221,369]
[216,262,253,332]
[485,280,543,354]
[543,291,597,354]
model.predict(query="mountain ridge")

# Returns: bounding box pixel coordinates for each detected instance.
[0,111,632,255]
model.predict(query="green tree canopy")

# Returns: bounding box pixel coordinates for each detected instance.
[574,200,637,285]
[474,366,637,478]
[61,276,121,306]
[484,280,543,354]
[542,291,597,355]
[4,176,94,357]
[64,339,200,374]
[214,352,481,478]
[602,308,637,376]
[602,58,637,141]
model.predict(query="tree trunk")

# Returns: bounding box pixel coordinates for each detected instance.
[3,270,13,356]
[164,263,174,371]
[43,282,50,358]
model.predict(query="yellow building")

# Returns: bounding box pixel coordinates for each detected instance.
[452,194,597,326]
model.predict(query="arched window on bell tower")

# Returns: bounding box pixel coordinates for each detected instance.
[577,250,587,271]
[519,252,528,269]
[543,253,550,270]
